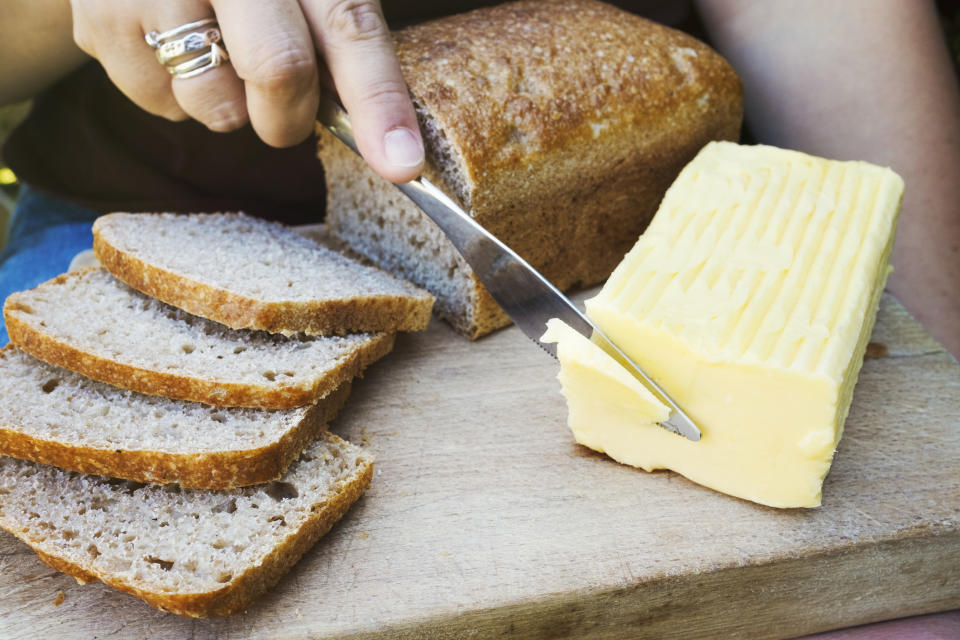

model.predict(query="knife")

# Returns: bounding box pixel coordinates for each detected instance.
[317,95,701,442]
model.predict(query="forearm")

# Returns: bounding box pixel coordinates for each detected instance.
[0,0,88,104]
[697,0,960,358]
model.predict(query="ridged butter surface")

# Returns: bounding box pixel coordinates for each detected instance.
[556,142,904,507]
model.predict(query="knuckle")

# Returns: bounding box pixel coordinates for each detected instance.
[72,23,96,55]
[206,112,247,132]
[262,125,312,148]
[164,110,190,123]
[200,100,249,132]
[154,104,189,122]
[142,85,182,116]
[172,77,248,130]
[354,78,410,108]
[323,0,387,44]
[71,2,124,56]
[244,46,316,96]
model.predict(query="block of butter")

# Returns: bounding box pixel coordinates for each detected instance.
[542,142,904,508]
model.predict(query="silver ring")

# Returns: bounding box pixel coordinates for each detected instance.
[155,28,222,66]
[145,18,229,80]
[166,44,230,79]
[145,18,217,48]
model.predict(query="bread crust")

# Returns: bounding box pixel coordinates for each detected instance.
[468,279,512,339]
[21,450,374,617]
[322,0,742,339]
[0,350,353,489]
[4,286,395,409]
[404,0,742,312]
[400,0,741,206]
[93,214,434,336]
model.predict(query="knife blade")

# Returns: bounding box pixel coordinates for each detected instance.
[317,95,701,442]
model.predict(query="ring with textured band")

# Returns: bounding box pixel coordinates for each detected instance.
[154,28,222,67]
[145,18,229,79]
[165,44,230,79]
[145,18,217,48]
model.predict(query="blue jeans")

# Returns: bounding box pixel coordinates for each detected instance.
[0,186,100,346]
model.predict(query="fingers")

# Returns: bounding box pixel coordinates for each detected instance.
[71,0,247,131]
[171,63,248,133]
[158,3,248,134]
[70,1,187,121]
[71,0,421,165]
[302,0,424,182]
[212,0,319,147]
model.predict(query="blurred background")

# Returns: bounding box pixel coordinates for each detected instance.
[2,1,959,253]
[0,100,28,251]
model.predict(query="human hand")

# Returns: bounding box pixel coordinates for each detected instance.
[69,0,424,182]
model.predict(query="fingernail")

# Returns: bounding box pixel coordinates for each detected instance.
[384,127,424,167]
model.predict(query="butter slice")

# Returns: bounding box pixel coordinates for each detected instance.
[548,142,904,508]
[541,319,670,457]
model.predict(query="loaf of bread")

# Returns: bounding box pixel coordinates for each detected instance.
[321,0,742,338]
[93,213,435,336]
[3,268,394,408]
[0,431,373,617]
[0,346,353,489]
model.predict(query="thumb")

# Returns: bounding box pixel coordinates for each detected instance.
[305,0,424,183]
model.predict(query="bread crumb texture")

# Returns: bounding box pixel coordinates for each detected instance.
[93,213,434,335]
[3,268,394,408]
[0,346,356,488]
[0,433,374,617]
[0,347,315,454]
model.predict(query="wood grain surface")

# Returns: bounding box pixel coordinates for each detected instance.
[0,292,957,639]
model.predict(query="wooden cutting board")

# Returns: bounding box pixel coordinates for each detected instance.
[0,292,957,639]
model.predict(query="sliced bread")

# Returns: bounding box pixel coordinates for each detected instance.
[93,212,434,335]
[0,431,373,617]
[3,268,394,408]
[0,346,353,489]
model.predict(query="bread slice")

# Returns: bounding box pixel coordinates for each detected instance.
[0,346,354,489]
[319,149,499,338]
[93,212,434,336]
[3,268,394,408]
[0,431,373,617]
[321,0,742,338]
